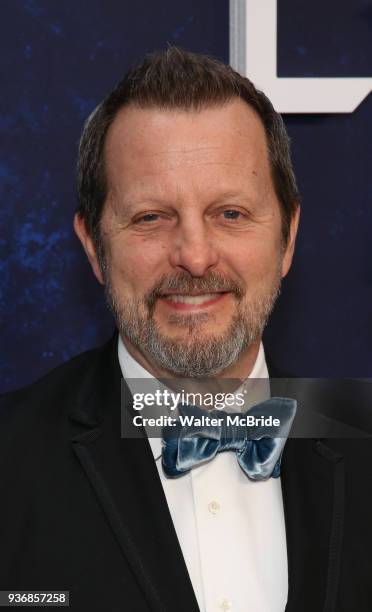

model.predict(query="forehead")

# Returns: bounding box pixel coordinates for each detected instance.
[103,99,272,199]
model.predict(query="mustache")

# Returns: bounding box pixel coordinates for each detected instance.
[145,271,245,309]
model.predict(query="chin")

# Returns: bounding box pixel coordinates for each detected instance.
[160,319,225,338]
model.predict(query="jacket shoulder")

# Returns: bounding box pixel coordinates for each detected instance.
[0,336,116,431]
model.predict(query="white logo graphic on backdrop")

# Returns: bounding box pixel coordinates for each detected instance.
[230,0,372,113]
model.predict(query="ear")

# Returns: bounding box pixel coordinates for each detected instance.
[73,213,105,285]
[281,204,300,278]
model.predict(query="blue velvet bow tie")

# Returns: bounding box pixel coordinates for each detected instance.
[162,397,297,481]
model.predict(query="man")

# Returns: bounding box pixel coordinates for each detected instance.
[0,48,371,611]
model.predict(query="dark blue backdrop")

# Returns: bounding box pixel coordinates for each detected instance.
[1,0,371,393]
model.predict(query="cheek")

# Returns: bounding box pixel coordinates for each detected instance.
[108,237,168,293]
[226,238,281,282]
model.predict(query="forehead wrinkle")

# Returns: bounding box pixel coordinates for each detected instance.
[120,150,237,171]
[130,142,264,160]
[108,160,261,195]
[135,160,254,175]
[141,144,224,157]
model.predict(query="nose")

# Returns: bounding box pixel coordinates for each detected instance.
[168,217,219,277]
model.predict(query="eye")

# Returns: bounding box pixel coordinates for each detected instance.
[136,213,160,223]
[222,209,242,220]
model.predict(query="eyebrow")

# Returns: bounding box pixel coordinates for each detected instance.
[119,190,256,210]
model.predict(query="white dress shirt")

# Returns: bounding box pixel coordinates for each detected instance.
[118,337,288,612]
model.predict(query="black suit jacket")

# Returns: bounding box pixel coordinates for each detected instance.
[1,334,372,611]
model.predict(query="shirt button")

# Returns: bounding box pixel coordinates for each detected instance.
[219,598,232,611]
[208,500,220,514]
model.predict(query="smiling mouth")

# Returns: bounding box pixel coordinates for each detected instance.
[158,292,229,309]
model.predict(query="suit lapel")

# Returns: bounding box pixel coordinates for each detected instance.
[69,335,199,612]
[269,364,345,612]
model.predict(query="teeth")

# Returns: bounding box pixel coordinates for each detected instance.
[164,293,220,305]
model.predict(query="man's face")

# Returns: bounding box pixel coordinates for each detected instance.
[76,99,299,377]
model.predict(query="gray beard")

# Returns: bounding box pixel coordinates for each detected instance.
[103,271,282,378]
